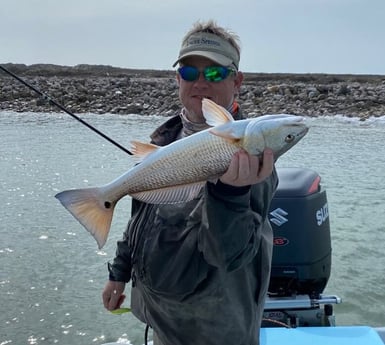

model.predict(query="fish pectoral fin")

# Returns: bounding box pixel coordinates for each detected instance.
[209,127,242,144]
[130,141,160,161]
[55,187,116,249]
[131,181,206,204]
[202,98,234,127]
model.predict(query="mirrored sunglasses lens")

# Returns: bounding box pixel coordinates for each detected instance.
[204,66,228,82]
[179,66,199,81]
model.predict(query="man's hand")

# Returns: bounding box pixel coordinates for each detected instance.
[102,280,126,311]
[220,148,274,187]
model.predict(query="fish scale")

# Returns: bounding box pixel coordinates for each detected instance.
[121,131,236,193]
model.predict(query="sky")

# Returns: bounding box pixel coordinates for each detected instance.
[1,0,385,75]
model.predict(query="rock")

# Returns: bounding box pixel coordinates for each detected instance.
[1,63,385,118]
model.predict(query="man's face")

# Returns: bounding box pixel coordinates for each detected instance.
[176,56,243,122]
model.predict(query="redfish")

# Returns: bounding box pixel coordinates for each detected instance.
[55,99,308,248]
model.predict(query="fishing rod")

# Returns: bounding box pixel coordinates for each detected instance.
[0,65,133,155]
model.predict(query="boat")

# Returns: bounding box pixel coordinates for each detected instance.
[103,167,385,345]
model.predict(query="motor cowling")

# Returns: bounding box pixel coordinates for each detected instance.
[268,167,332,297]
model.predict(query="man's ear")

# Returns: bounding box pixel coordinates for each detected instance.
[234,71,244,95]
[176,72,181,86]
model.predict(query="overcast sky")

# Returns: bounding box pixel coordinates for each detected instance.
[1,0,384,75]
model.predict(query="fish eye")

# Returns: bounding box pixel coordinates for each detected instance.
[285,134,295,143]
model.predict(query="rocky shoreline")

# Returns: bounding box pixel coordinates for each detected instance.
[1,63,385,119]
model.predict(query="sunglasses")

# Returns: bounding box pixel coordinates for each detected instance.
[178,66,236,82]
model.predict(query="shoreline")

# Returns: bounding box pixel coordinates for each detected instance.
[1,63,385,119]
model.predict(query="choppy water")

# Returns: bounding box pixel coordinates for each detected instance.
[1,111,385,345]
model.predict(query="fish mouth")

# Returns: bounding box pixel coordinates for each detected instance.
[298,126,309,137]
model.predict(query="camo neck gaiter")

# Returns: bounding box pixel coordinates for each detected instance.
[179,108,210,137]
[179,101,240,138]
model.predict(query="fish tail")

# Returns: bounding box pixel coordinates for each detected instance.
[55,187,116,249]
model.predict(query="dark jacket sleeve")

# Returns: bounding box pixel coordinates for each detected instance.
[108,232,132,283]
[107,199,146,283]
[198,168,278,271]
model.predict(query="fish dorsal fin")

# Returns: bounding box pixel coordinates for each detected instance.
[131,181,206,204]
[130,141,160,161]
[202,98,234,127]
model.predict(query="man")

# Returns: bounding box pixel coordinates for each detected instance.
[102,20,278,345]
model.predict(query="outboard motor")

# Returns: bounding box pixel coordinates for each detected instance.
[268,167,332,297]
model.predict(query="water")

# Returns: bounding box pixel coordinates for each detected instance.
[1,111,385,345]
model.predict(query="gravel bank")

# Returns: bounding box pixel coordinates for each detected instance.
[1,64,385,119]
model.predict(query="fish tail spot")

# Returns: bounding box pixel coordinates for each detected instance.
[55,187,116,249]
